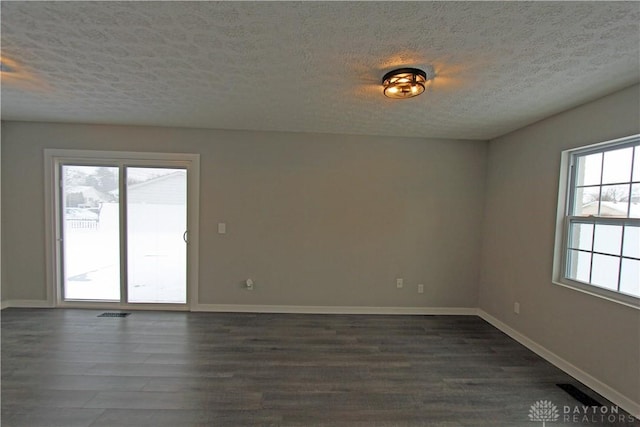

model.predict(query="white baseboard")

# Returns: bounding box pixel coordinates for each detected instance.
[1,299,54,309]
[56,301,189,311]
[192,304,477,316]
[478,309,640,419]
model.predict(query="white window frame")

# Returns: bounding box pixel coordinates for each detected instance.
[553,134,640,309]
[44,149,200,310]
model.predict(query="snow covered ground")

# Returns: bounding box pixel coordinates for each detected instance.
[64,203,186,303]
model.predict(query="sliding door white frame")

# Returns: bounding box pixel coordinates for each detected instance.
[44,149,200,311]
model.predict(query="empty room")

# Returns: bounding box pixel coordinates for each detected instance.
[1,2,639,426]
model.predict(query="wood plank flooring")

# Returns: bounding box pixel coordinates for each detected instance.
[1,308,637,426]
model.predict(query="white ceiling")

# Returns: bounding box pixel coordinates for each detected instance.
[1,2,639,140]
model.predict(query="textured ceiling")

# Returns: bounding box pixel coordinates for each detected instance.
[1,2,639,140]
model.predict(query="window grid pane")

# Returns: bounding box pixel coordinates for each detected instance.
[622,225,640,258]
[566,249,591,284]
[633,146,640,182]
[631,184,640,218]
[620,258,640,297]
[599,185,630,217]
[573,186,600,216]
[602,147,633,185]
[569,223,593,251]
[591,253,620,291]
[592,224,623,256]
[576,152,602,186]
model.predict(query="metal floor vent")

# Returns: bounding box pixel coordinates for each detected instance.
[97,312,130,318]
[556,384,603,407]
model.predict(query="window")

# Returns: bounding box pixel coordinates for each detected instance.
[554,135,640,308]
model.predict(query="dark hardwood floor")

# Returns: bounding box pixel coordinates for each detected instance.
[1,308,637,426]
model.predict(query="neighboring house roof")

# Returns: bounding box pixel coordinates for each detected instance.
[581,201,640,217]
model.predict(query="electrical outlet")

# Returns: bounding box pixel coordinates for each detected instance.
[418,284,424,294]
[246,279,254,291]
[396,278,403,289]
[514,302,520,314]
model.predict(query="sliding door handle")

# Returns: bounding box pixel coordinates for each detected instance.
[183,230,189,243]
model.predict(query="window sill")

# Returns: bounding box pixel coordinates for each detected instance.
[553,279,640,310]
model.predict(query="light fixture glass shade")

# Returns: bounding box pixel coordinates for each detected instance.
[382,68,428,99]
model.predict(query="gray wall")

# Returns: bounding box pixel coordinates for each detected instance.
[1,124,487,307]
[0,122,3,304]
[479,84,640,403]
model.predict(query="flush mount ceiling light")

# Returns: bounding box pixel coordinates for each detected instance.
[382,67,431,99]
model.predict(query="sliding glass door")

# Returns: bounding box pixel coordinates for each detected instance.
[56,156,196,307]
[126,168,187,304]
[62,165,121,301]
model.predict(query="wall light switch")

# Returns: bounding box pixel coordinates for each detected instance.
[514,302,520,314]
[396,278,403,289]
[218,223,226,234]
